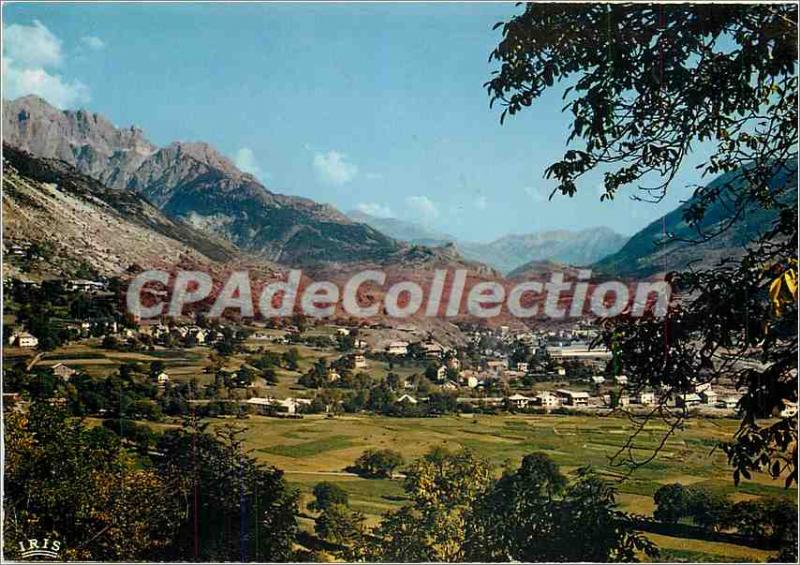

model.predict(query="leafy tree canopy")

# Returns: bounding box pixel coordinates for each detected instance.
[488,2,797,486]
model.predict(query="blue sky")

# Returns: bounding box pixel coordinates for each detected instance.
[2,2,710,242]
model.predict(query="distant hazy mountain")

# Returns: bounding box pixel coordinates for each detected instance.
[348,210,456,246]
[348,210,628,274]
[4,95,399,266]
[458,228,628,274]
[593,162,798,277]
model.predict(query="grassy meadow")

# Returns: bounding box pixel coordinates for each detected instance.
[203,413,791,562]
[17,341,796,562]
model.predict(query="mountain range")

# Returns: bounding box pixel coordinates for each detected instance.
[348,210,628,273]
[2,143,498,328]
[3,143,504,339]
[3,95,399,266]
[594,163,797,277]
[4,94,794,284]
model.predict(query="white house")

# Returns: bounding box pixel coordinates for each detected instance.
[247,396,311,415]
[436,365,448,382]
[717,396,740,410]
[246,397,275,415]
[51,363,77,380]
[278,397,312,415]
[192,328,208,344]
[396,394,418,405]
[507,393,531,409]
[534,392,560,409]
[591,375,606,386]
[352,354,368,369]
[700,389,718,405]
[66,279,106,292]
[614,375,628,386]
[694,382,713,394]
[556,389,590,406]
[156,372,170,386]
[637,391,656,406]
[515,362,529,373]
[386,341,409,356]
[547,343,612,361]
[10,331,38,348]
[676,393,702,408]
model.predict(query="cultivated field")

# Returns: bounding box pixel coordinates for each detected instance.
[206,413,793,563]
[17,341,796,562]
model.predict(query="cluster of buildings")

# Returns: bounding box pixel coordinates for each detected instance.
[136,323,214,345]
[379,325,746,415]
[64,279,108,293]
[382,339,455,359]
[8,289,750,419]
[673,382,742,410]
[371,384,742,414]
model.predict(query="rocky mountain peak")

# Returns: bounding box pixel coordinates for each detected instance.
[162,141,242,178]
[4,95,157,159]
[2,95,404,266]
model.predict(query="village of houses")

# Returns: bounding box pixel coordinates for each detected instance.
[2,273,752,420]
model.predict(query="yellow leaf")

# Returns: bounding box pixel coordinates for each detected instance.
[784,269,797,299]
[770,281,784,315]
[769,266,798,316]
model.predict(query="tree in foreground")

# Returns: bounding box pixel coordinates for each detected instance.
[156,415,298,561]
[726,498,798,554]
[654,483,732,531]
[652,484,797,557]
[467,455,657,562]
[652,483,693,524]
[3,404,181,560]
[487,2,797,486]
[361,449,656,562]
[360,447,493,561]
[314,503,366,547]
[686,488,732,532]
[309,484,365,558]
[3,404,300,562]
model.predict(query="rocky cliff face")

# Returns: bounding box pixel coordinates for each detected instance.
[3,95,400,266]
[2,144,239,278]
[4,95,157,186]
